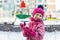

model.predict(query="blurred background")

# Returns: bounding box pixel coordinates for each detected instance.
[0,0,60,40]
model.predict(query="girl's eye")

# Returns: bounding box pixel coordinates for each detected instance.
[36,14,39,16]
[39,15,42,17]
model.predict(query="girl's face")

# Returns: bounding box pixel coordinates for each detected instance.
[34,13,42,20]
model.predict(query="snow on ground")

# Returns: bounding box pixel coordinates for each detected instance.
[0,31,60,40]
[43,31,60,40]
[0,31,26,40]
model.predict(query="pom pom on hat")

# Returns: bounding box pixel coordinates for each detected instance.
[37,5,44,9]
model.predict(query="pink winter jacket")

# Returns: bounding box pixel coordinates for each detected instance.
[22,17,45,40]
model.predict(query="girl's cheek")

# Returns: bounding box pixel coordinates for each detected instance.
[40,17,42,19]
[33,16,37,20]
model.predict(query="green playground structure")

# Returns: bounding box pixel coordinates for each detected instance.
[16,13,31,19]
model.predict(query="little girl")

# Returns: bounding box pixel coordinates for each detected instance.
[20,6,45,40]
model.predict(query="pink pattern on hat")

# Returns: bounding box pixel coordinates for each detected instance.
[32,8,44,17]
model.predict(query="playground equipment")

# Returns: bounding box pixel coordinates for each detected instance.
[16,0,30,19]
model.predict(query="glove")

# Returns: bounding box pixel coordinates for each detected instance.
[23,27,36,37]
[25,27,31,33]
[25,27,36,37]
[20,22,26,30]
[30,30,36,37]
[20,23,25,29]
[23,27,31,36]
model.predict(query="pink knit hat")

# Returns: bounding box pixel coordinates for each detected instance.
[32,8,44,17]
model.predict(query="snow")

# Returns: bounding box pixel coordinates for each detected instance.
[0,31,60,40]
[0,31,26,40]
[43,31,60,40]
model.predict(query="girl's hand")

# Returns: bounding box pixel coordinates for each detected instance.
[20,23,25,30]
[20,22,26,28]
[25,27,36,37]
[20,23,24,28]
[30,30,36,37]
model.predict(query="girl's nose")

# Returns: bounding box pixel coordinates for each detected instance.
[37,16,40,18]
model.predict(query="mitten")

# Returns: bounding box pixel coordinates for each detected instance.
[20,23,25,30]
[30,30,36,37]
[25,27,31,33]
[23,27,36,37]
[20,22,26,30]
[25,27,36,37]
[23,27,31,36]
